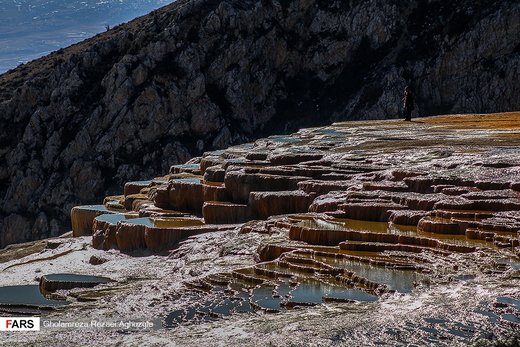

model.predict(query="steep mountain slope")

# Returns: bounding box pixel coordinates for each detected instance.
[1,0,519,246]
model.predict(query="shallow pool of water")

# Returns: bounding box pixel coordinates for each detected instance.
[78,205,112,213]
[164,274,379,327]
[496,257,520,270]
[290,279,378,304]
[171,164,200,171]
[171,178,202,184]
[127,180,152,186]
[95,213,133,225]
[268,136,301,144]
[123,218,156,228]
[43,274,112,284]
[0,285,68,308]
[314,256,421,293]
[152,218,204,228]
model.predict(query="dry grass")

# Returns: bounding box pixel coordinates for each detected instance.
[331,112,520,153]
[420,112,520,130]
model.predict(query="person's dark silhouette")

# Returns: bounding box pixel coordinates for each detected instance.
[402,86,415,121]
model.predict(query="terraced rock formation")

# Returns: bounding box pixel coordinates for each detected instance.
[2,0,520,246]
[67,112,520,325]
[1,113,519,345]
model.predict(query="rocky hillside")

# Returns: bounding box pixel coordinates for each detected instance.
[1,0,519,246]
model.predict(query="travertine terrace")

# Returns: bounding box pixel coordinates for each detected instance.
[1,113,519,345]
[69,112,520,323]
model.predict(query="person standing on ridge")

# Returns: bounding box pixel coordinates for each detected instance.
[402,86,415,121]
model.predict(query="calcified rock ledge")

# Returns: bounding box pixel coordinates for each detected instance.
[74,112,519,323]
[2,113,520,346]
[73,112,520,255]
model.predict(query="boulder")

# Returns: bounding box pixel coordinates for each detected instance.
[89,255,109,265]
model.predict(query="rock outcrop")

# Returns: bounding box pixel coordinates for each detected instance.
[1,0,520,247]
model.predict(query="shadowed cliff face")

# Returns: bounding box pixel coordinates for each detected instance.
[0,0,519,246]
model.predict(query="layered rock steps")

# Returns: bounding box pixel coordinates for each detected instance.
[69,114,519,315]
